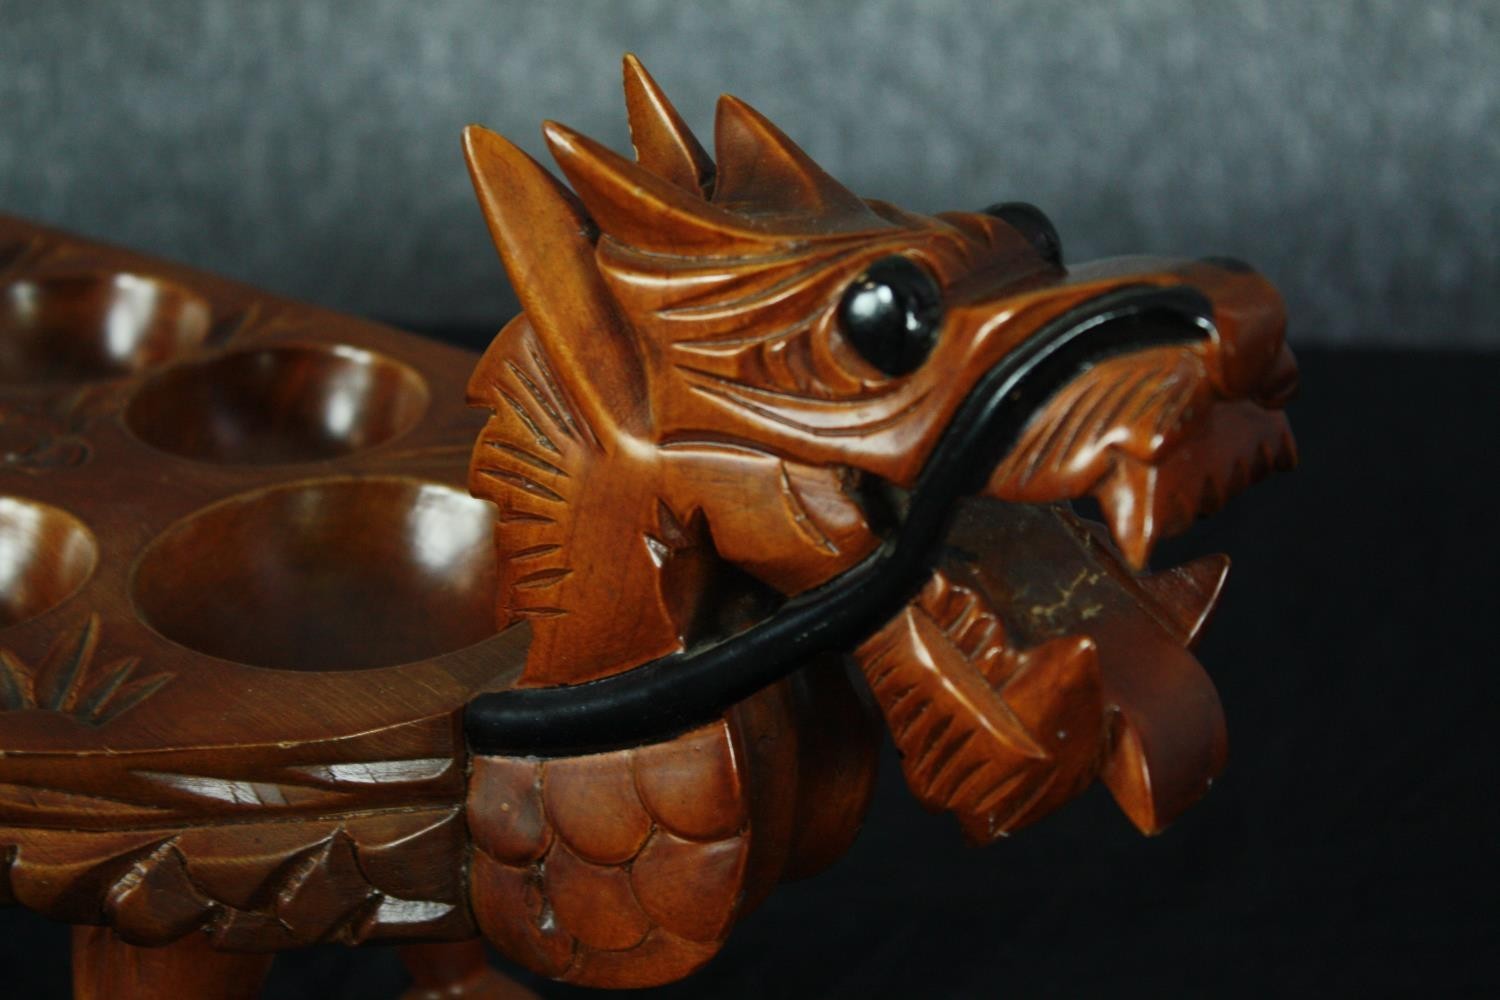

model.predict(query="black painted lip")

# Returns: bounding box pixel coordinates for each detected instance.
[465,283,1215,757]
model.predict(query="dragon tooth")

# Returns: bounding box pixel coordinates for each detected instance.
[1095,615,1228,836]
[1096,462,1161,570]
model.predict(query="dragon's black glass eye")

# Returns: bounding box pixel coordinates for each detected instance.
[984,201,1063,265]
[837,256,943,377]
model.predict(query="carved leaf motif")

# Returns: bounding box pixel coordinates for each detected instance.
[856,571,1106,844]
[0,615,172,725]
[0,388,111,474]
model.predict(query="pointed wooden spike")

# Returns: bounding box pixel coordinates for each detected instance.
[1100,711,1162,834]
[1097,636,1228,836]
[1094,463,1160,571]
[1137,554,1231,649]
[712,94,880,227]
[463,124,594,298]
[622,54,714,197]
[462,124,643,437]
[542,119,775,254]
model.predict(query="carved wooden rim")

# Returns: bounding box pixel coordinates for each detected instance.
[464,284,1213,755]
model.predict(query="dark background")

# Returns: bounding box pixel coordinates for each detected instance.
[13,354,1497,998]
[2,2,1497,997]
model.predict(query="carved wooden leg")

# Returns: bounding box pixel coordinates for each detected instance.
[400,940,538,1000]
[71,926,273,1000]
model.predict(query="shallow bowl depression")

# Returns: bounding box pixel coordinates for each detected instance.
[0,271,212,384]
[132,478,498,671]
[125,344,429,464]
[0,497,98,628]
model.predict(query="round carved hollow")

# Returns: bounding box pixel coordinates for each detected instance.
[131,478,498,671]
[0,496,98,628]
[0,272,212,384]
[124,344,429,464]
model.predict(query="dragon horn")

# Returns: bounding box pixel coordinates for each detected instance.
[712,94,881,228]
[462,125,644,437]
[622,54,715,198]
[543,120,778,254]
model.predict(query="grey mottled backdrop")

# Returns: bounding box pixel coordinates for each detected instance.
[2,1,1496,347]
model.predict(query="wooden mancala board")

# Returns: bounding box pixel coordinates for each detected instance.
[0,213,529,951]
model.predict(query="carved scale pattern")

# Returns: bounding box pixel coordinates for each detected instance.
[468,718,768,987]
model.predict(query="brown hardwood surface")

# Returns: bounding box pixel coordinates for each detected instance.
[71,926,273,1000]
[454,54,1293,986]
[0,212,528,958]
[0,52,1296,998]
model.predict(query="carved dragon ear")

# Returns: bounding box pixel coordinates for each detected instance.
[622,54,715,198]
[543,120,780,255]
[462,125,643,437]
[463,124,593,310]
[711,94,883,230]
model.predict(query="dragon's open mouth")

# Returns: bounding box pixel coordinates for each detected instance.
[856,280,1296,838]
[465,278,1294,782]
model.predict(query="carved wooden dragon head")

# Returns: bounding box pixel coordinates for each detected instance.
[462,55,1295,838]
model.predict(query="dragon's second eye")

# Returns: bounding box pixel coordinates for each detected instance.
[837,256,943,377]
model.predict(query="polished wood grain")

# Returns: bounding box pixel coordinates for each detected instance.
[400,941,538,1000]
[71,927,272,1000]
[0,52,1295,997]
[0,212,525,992]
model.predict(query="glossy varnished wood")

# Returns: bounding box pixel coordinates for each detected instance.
[399,941,538,1000]
[71,927,272,1000]
[455,53,1293,986]
[0,51,1295,998]
[0,214,527,966]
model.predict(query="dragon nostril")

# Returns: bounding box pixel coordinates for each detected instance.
[1201,255,1255,274]
[984,201,1063,265]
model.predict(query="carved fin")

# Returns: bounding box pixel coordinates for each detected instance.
[855,572,1106,845]
[543,120,781,254]
[711,94,883,229]
[622,54,715,197]
[462,125,643,438]
[1137,554,1230,649]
